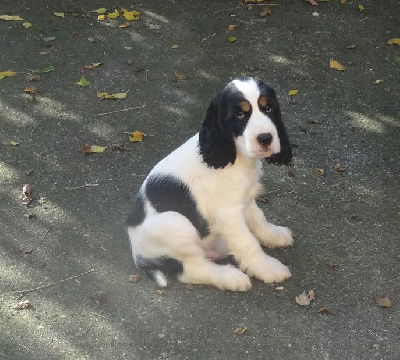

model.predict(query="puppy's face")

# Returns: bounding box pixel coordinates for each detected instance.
[199,77,292,168]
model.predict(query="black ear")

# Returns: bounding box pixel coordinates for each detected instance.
[199,94,237,169]
[267,104,293,166]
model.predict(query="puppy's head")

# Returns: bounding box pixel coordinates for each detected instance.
[199,77,292,168]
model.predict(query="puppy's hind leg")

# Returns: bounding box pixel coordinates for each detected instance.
[128,211,251,291]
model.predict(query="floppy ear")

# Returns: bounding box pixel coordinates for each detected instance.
[267,104,293,166]
[199,94,237,169]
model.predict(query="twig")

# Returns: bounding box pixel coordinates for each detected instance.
[65,183,99,190]
[1,269,95,296]
[95,105,145,116]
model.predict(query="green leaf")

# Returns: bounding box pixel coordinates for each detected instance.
[77,75,90,87]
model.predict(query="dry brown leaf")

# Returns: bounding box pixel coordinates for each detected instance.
[234,325,248,335]
[308,290,315,301]
[174,71,187,80]
[275,286,284,291]
[129,131,145,142]
[318,307,334,315]
[374,79,384,84]
[113,144,125,151]
[24,86,39,94]
[308,0,318,6]
[295,291,310,306]
[172,44,179,49]
[350,214,361,221]
[330,58,345,71]
[376,297,392,308]
[228,24,238,31]
[260,7,272,17]
[255,194,268,203]
[13,300,31,310]
[328,261,338,269]
[26,75,42,81]
[19,246,33,254]
[156,289,164,295]
[80,144,92,154]
[347,44,356,49]
[20,184,33,205]
[128,275,140,283]
[317,168,325,176]
[334,164,345,173]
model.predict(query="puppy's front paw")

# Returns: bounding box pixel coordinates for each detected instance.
[245,255,291,283]
[259,225,294,249]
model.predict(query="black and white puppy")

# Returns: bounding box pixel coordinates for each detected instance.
[127,77,293,291]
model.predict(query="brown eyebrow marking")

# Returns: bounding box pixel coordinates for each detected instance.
[239,100,251,112]
[258,95,268,108]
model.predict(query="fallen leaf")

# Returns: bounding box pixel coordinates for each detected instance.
[174,71,187,80]
[43,36,56,42]
[295,291,310,306]
[156,289,164,295]
[288,89,299,96]
[234,325,248,335]
[92,8,107,14]
[374,79,384,84]
[358,5,365,13]
[244,0,269,3]
[330,58,345,71]
[23,22,32,28]
[229,36,237,42]
[24,86,39,94]
[384,87,391,93]
[308,0,318,5]
[13,300,31,310]
[275,286,284,291]
[97,92,127,99]
[26,74,42,81]
[341,0,348,4]
[147,22,161,33]
[0,15,23,21]
[317,168,325,176]
[0,70,17,79]
[376,297,391,308]
[20,184,33,205]
[42,65,54,73]
[84,62,103,70]
[129,131,145,142]
[347,44,356,49]
[260,7,272,17]
[318,307,334,315]
[90,146,106,153]
[81,144,92,154]
[387,38,400,45]
[113,144,125,151]
[308,290,315,301]
[98,14,106,21]
[334,164,345,173]
[128,275,140,283]
[73,30,79,35]
[312,12,320,17]
[19,246,33,254]
[255,194,268,203]
[54,12,65,18]
[350,214,361,221]
[119,22,130,28]
[76,75,90,87]
[263,38,272,44]
[10,141,19,146]
[88,36,96,42]
[122,9,140,21]
[127,59,133,65]
[107,9,120,19]
[328,261,338,269]
[172,45,179,49]
[228,24,238,31]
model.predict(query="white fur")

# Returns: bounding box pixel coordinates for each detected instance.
[128,78,293,291]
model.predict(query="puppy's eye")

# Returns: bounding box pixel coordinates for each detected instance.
[262,106,272,113]
[236,111,246,120]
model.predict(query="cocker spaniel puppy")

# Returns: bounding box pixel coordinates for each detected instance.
[127,77,293,291]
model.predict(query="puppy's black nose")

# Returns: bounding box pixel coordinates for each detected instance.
[257,133,273,146]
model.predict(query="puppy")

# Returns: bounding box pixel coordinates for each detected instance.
[127,77,293,291]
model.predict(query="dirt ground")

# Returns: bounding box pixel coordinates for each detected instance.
[1,1,399,359]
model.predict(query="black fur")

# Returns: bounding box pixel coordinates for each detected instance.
[145,175,210,238]
[126,195,145,227]
[137,256,184,280]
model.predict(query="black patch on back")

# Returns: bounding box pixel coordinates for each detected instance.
[137,256,184,277]
[127,194,145,227]
[145,175,210,238]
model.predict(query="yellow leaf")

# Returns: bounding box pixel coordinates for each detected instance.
[84,62,103,69]
[119,22,130,28]
[97,92,127,99]
[129,131,145,142]
[0,15,23,21]
[92,8,107,14]
[288,89,299,96]
[317,169,325,176]
[0,70,16,79]
[374,79,384,84]
[358,5,365,12]
[98,14,106,21]
[174,71,187,80]
[172,45,179,49]
[122,9,140,21]
[10,141,19,146]
[54,12,65,18]
[107,9,120,19]
[23,22,32,28]
[90,146,106,153]
[329,58,345,71]
[387,38,400,45]
[24,86,39,94]
[229,36,237,42]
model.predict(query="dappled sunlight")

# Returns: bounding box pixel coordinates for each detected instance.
[0,99,36,126]
[142,10,170,23]
[37,97,81,122]
[267,54,309,77]
[197,70,220,81]
[0,161,20,181]
[346,111,386,134]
